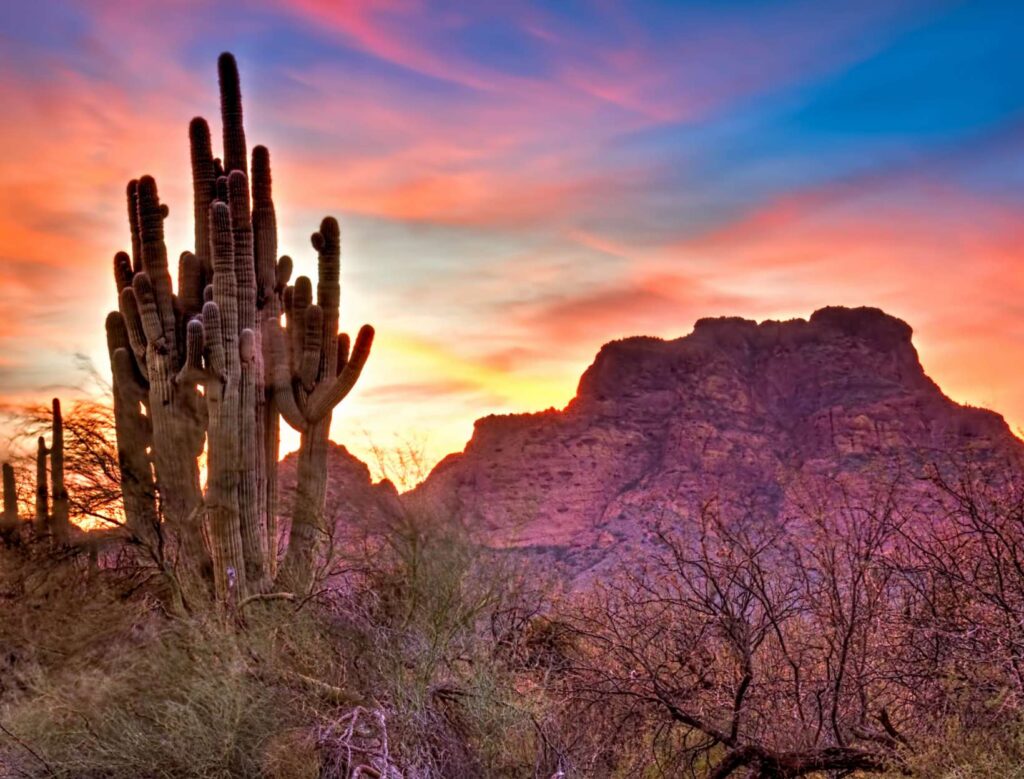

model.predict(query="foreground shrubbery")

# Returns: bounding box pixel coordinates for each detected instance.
[5,472,1024,777]
[0,516,558,778]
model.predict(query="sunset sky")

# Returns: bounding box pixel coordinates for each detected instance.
[2,0,1024,479]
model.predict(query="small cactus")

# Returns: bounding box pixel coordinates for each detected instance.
[50,399,70,542]
[1,462,17,538]
[34,436,48,534]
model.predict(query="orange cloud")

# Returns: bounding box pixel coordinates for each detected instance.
[651,178,1024,433]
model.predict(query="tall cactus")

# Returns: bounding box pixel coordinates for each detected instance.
[24,401,72,540]
[50,398,70,542]
[34,437,48,534]
[105,53,373,604]
[276,218,374,591]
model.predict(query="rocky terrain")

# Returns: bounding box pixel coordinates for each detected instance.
[405,306,1024,574]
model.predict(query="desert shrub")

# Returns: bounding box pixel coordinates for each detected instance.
[323,510,560,777]
[0,538,333,777]
[0,512,563,778]
[1,623,285,778]
[900,716,1024,778]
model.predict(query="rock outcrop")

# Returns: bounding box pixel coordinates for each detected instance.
[278,442,402,547]
[410,307,1024,575]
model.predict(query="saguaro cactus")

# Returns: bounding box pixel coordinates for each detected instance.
[25,400,72,540]
[50,398,70,542]
[105,312,159,538]
[276,218,374,591]
[116,176,208,573]
[34,437,48,534]
[1,462,17,538]
[105,53,373,603]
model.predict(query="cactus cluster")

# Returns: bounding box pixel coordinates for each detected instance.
[0,398,69,542]
[105,53,373,603]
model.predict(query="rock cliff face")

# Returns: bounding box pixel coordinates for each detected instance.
[410,307,1024,575]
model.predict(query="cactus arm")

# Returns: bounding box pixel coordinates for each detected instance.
[336,332,351,368]
[276,255,293,289]
[131,273,166,349]
[202,302,227,380]
[238,324,269,590]
[304,325,374,424]
[175,318,209,388]
[189,117,215,280]
[229,172,256,331]
[135,177,177,351]
[118,287,150,380]
[251,146,277,306]
[312,219,341,385]
[106,311,159,536]
[298,304,324,391]
[178,251,204,323]
[290,276,312,376]
[218,53,247,176]
[266,317,308,432]
[210,203,239,361]
[127,180,142,272]
[114,251,134,293]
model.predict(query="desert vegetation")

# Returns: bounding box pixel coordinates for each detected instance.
[3,53,1024,778]
[4,439,1024,776]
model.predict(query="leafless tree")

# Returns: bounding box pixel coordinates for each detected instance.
[565,489,913,778]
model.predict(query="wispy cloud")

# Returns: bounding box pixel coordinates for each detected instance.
[2,0,1024,475]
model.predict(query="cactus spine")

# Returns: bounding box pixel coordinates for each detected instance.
[105,53,373,603]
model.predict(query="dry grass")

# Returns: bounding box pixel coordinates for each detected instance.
[0,514,558,778]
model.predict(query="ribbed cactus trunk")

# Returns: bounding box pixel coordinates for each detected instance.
[137,178,206,551]
[278,219,373,592]
[252,145,280,581]
[105,312,159,537]
[50,399,70,542]
[281,417,331,591]
[104,52,373,604]
[1,462,17,538]
[34,437,48,534]
[192,199,249,601]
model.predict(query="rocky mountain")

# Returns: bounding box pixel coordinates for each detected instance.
[405,306,1024,575]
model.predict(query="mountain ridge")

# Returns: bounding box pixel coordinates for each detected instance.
[410,306,1023,573]
[296,306,1024,576]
